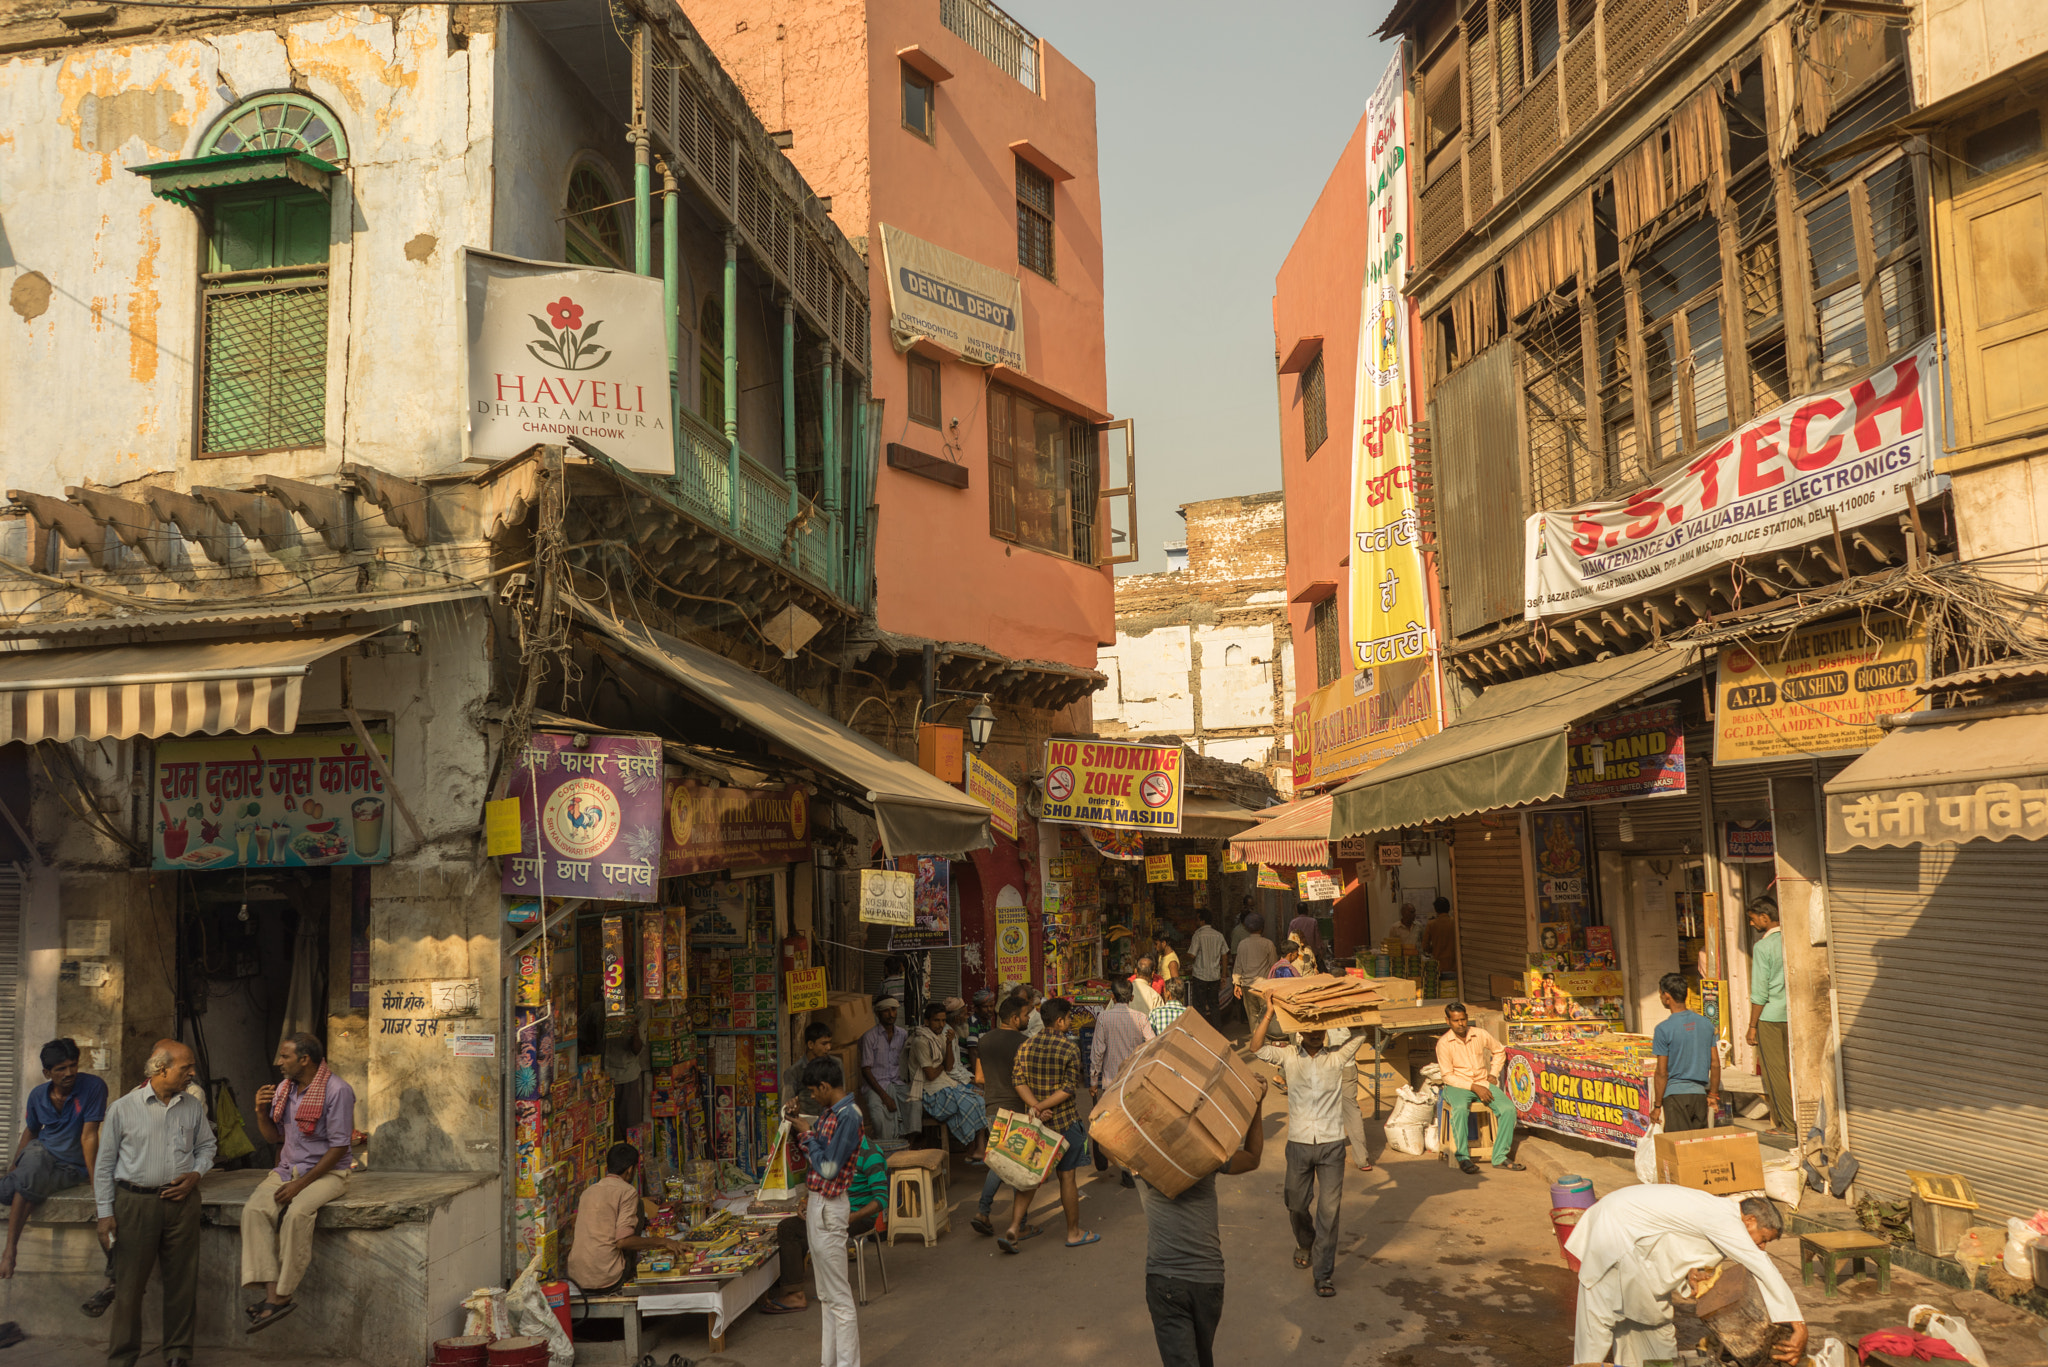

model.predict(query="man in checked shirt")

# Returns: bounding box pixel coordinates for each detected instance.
[790,1056,865,1367]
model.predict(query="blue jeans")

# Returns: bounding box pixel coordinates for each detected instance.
[979,1166,1004,1214]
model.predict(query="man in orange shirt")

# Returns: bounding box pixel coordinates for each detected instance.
[1434,1003,1522,1175]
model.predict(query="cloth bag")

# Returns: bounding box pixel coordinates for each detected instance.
[984,1108,1067,1190]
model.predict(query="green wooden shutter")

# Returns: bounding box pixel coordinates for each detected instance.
[202,189,330,454]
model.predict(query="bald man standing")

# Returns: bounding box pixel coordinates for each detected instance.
[95,1040,215,1367]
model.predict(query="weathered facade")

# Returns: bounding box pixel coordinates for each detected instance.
[1098,493,1296,791]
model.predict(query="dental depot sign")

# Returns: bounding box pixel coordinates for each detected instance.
[464,249,674,473]
[1525,339,1944,618]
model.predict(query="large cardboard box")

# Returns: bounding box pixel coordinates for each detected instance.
[1088,1008,1266,1197]
[1653,1126,1764,1195]
[812,991,878,1048]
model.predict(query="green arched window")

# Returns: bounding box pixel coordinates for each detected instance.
[201,91,348,163]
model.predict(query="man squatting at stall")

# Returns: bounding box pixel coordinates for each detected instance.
[1568,1184,1806,1367]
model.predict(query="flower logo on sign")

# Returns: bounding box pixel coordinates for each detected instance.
[542,778,621,859]
[526,295,612,371]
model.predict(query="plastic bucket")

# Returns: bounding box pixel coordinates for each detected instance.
[430,1338,490,1367]
[1551,1175,1597,1210]
[1552,1206,1585,1271]
[487,1337,549,1367]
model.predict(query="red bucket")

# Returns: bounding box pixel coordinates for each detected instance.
[1551,1206,1584,1272]
[487,1336,550,1367]
[430,1337,491,1367]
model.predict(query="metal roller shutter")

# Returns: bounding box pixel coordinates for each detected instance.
[1827,841,2048,1219]
[1589,792,1703,852]
[0,869,20,1136]
[1453,815,1527,999]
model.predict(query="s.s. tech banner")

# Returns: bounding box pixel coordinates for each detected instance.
[1524,338,1944,618]
[879,223,1025,369]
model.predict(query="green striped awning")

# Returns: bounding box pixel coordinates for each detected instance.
[129,149,338,208]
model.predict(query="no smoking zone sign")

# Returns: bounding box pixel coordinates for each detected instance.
[1038,738,1183,833]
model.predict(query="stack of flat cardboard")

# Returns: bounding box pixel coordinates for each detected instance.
[1087,1009,1267,1197]
[1247,972,1385,1033]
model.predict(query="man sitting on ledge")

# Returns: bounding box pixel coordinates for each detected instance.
[242,1033,354,1334]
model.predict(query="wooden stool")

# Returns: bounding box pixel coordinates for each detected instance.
[1438,1099,1497,1164]
[1799,1229,1891,1297]
[885,1147,950,1247]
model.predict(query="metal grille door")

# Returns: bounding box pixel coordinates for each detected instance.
[0,869,22,1137]
[1827,841,2048,1218]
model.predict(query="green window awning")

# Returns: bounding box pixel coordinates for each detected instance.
[129,149,339,209]
[1330,645,1699,838]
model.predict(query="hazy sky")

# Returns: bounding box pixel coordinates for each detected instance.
[1006,0,1396,574]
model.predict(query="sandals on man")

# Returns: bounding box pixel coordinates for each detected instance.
[760,1294,807,1315]
[1315,1284,1337,1298]
[1293,1248,1312,1269]
[1457,1158,1480,1175]
[246,1300,297,1333]
[80,1286,116,1319]
[1494,1160,1527,1171]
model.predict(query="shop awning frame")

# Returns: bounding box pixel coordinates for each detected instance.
[1824,707,2048,851]
[1180,794,1265,840]
[1330,646,1699,838]
[1229,794,1333,866]
[0,629,386,745]
[572,603,992,857]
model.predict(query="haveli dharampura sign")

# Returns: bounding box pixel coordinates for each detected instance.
[1564,703,1686,804]
[1714,614,1925,764]
[1040,738,1182,833]
[879,224,1025,370]
[1524,339,1944,619]
[463,249,673,473]
[501,732,664,901]
[153,734,394,869]
[1829,779,2048,852]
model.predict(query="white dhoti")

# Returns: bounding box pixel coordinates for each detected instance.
[1566,1185,1804,1366]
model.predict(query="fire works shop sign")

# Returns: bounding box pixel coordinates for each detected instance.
[1524,339,1944,618]
[462,248,673,473]
[1563,703,1686,804]
[500,732,664,901]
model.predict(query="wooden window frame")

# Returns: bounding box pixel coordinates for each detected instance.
[1310,595,1342,689]
[198,187,332,458]
[1796,148,1927,389]
[907,351,942,427]
[986,383,1097,562]
[901,63,936,143]
[1016,157,1056,280]
[1301,353,1330,457]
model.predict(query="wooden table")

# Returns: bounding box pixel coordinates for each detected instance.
[577,1253,780,1359]
[1798,1229,1891,1297]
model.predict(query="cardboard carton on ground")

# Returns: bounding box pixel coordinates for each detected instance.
[1654,1126,1763,1195]
[1088,1008,1266,1197]
[812,991,879,1048]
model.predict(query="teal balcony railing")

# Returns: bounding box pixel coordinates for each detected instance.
[672,407,836,593]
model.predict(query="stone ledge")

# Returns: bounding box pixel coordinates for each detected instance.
[31,1169,496,1230]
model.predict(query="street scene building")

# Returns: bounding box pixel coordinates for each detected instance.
[1,0,2046,1361]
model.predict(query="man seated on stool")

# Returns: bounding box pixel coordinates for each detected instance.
[763,1131,887,1314]
[242,1034,353,1334]
[565,1144,682,1295]
[1434,1003,1523,1174]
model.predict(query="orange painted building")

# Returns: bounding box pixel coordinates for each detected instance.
[698,0,1115,673]
[1272,112,1378,708]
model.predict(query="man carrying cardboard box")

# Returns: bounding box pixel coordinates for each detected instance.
[1138,1092,1266,1367]
[1251,999,1368,1297]
[1566,1185,1806,1367]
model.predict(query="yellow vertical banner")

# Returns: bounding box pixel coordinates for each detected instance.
[1346,52,1440,769]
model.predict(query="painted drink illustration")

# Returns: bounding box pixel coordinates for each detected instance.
[351,797,386,857]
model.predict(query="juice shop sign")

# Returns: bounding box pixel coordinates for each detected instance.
[153,734,394,869]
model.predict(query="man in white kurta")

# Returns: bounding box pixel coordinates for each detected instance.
[1565,1185,1806,1367]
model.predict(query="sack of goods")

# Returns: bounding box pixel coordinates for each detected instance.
[984,1108,1068,1191]
[1087,1008,1266,1197]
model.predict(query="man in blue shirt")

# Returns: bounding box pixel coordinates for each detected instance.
[1650,974,1721,1132]
[0,1038,108,1280]
[789,1056,864,1367]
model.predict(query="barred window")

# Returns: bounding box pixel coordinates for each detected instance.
[1311,596,1342,689]
[988,385,1095,561]
[201,188,330,455]
[1302,353,1329,456]
[908,352,941,427]
[1016,158,1055,279]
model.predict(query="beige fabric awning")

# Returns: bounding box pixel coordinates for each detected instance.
[574,606,992,857]
[1229,794,1333,866]
[1331,646,1698,838]
[1824,709,2048,851]
[0,631,382,744]
[1180,795,1265,840]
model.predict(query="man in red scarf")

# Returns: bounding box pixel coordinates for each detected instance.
[241,1033,355,1333]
